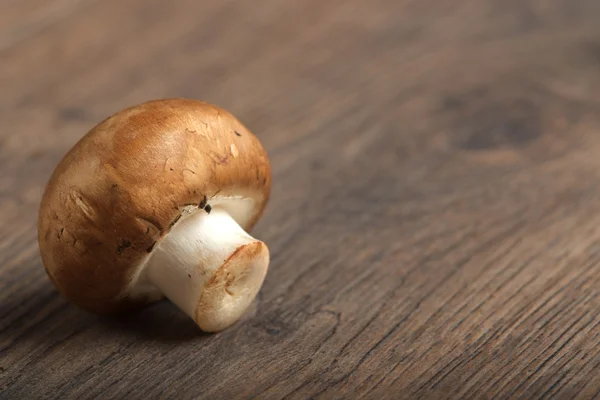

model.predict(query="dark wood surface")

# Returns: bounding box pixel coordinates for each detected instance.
[3,1,600,398]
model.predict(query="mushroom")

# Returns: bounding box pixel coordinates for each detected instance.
[37,98,272,332]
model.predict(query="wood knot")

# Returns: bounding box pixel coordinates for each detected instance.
[444,90,541,151]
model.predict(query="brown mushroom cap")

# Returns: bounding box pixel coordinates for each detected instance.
[38,98,271,315]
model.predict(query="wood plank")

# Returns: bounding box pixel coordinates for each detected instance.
[0,0,95,53]
[2,0,600,398]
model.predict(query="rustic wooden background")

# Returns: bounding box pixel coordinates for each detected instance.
[3,0,600,398]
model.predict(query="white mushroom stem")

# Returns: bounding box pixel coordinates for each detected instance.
[144,206,269,332]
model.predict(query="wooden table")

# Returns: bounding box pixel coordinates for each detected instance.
[3,1,600,398]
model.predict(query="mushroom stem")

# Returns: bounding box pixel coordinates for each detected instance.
[145,206,269,332]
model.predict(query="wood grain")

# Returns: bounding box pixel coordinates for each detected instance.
[3,0,600,398]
